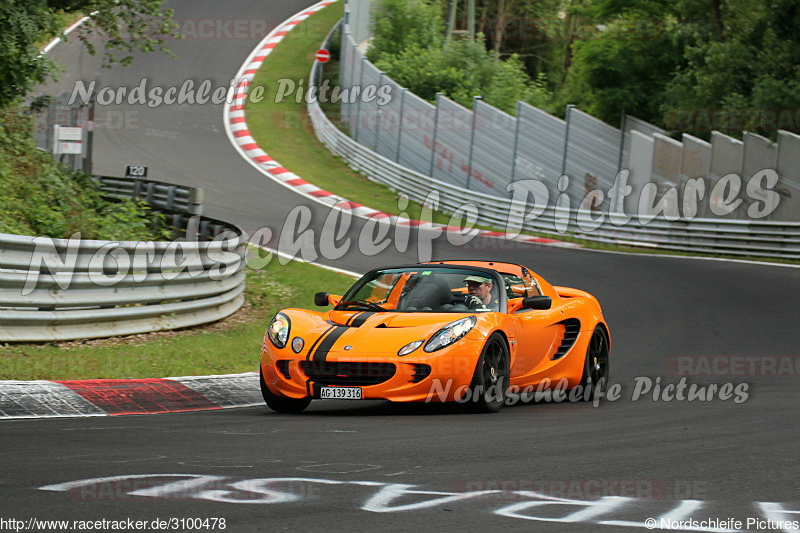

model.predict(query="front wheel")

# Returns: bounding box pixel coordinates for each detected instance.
[260,368,311,413]
[578,326,610,400]
[467,333,511,413]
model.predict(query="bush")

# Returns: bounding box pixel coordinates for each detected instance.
[368,0,550,114]
[0,105,163,240]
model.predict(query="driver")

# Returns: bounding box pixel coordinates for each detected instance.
[463,275,495,310]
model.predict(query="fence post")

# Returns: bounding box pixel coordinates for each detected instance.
[354,56,367,143]
[395,88,407,163]
[509,100,522,197]
[375,72,385,152]
[618,113,628,174]
[429,92,443,176]
[561,104,574,178]
[465,96,481,189]
[83,98,95,175]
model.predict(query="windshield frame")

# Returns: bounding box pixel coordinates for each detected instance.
[337,264,508,313]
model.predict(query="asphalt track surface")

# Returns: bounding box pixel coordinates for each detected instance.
[4,1,799,531]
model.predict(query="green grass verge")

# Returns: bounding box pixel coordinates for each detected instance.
[0,259,355,380]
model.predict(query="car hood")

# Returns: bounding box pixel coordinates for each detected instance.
[328,310,475,329]
[304,310,479,355]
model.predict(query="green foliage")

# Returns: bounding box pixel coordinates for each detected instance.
[0,0,62,108]
[0,106,162,240]
[367,0,444,61]
[368,0,550,114]
[0,0,179,108]
[557,14,682,123]
[662,0,800,137]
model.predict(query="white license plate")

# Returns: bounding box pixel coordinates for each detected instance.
[320,387,362,400]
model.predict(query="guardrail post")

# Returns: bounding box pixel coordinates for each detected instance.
[166,186,177,211]
[185,215,201,241]
[465,96,481,189]
[188,188,204,215]
[200,219,211,240]
[172,214,184,239]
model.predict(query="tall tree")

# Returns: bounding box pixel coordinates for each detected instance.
[0,0,178,108]
[663,0,800,136]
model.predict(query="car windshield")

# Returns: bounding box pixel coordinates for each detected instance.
[337,267,502,313]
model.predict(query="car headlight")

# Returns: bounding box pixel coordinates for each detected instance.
[267,313,291,349]
[424,316,477,352]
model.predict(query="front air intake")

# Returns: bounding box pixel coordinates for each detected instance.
[300,361,396,386]
[409,364,432,383]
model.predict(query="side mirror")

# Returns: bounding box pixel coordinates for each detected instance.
[314,292,330,306]
[522,295,551,310]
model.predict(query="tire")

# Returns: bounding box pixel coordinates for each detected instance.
[467,333,511,413]
[578,326,610,401]
[260,368,311,414]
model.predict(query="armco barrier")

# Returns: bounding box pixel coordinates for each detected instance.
[0,179,248,342]
[95,176,240,242]
[96,176,203,215]
[309,22,800,261]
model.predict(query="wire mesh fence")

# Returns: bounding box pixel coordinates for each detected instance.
[29,91,91,174]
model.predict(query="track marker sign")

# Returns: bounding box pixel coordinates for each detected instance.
[125,165,148,179]
[316,49,330,63]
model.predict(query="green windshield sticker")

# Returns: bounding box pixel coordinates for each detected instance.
[422,271,432,275]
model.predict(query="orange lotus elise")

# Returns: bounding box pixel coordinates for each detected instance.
[259,260,610,413]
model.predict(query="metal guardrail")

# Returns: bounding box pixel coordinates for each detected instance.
[96,176,204,215]
[0,178,249,342]
[308,25,800,260]
[96,176,242,242]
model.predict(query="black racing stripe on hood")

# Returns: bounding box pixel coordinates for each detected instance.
[349,312,374,327]
[345,312,363,326]
[311,326,349,363]
[306,325,335,363]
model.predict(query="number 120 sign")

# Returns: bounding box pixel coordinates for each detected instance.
[125,165,148,179]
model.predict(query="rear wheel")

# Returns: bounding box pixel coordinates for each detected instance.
[467,333,510,413]
[260,368,311,413]
[578,326,610,400]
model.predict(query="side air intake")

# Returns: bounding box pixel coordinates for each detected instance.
[552,319,581,360]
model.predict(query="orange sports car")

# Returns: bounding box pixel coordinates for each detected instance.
[259,260,610,413]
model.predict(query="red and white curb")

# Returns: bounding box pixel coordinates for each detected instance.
[0,373,262,419]
[222,0,577,249]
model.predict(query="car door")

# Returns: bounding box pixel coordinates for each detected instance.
[508,273,562,381]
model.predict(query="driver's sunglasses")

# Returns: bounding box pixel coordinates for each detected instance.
[465,281,485,287]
